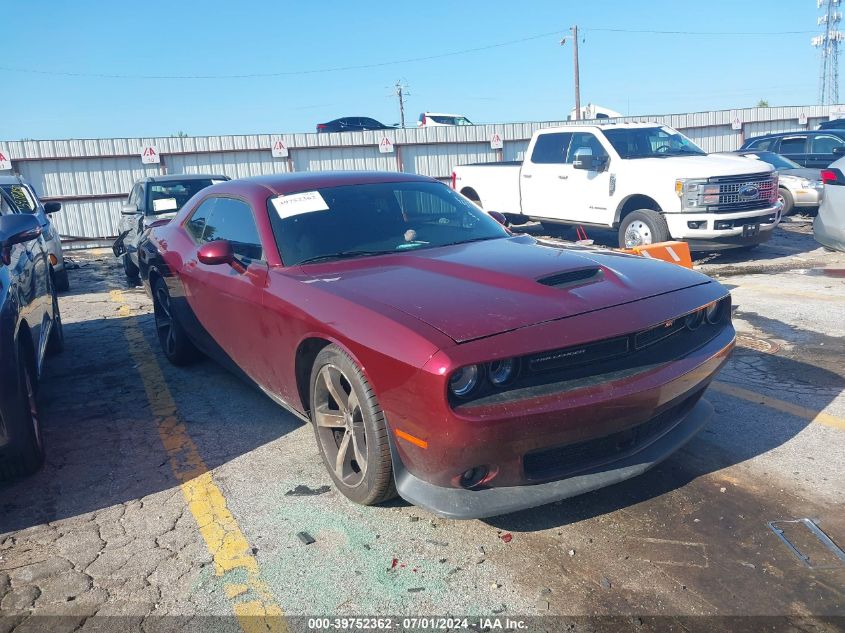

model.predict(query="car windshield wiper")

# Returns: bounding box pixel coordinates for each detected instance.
[446,236,502,246]
[298,249,395,265]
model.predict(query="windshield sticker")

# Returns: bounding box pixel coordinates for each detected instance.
[272,191,330,219]
[152,198,178,212]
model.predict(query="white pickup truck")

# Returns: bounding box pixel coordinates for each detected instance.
[452,123,783,250]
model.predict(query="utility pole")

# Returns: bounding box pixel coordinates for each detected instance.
[394,80,410,128]
[561,26,582,120]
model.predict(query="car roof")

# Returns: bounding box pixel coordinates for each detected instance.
[205,170,438,197]
[422,112,468,117]
[745,130,845,141]
[138,173,228,184]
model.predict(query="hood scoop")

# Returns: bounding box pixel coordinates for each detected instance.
[537,267,603,289]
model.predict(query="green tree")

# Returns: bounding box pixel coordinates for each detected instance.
[756,99,770,107]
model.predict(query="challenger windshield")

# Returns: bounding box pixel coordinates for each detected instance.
[268,181,508,266]
[603,126,706,159]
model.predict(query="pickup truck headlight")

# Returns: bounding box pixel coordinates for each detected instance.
[675,178,719,210]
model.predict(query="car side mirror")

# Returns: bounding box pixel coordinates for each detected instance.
[572,148,595,170]
[43,201,62,214]
[0,214,42,264]
[833,147,845,156]
[488,211,508,226]
[121,203,139,215]
[197,239,245,274]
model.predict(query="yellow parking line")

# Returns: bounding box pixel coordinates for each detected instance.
[109,290,286,633]
[711,381,845,431]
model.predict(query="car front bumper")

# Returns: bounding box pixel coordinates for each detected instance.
[385,311,735,519]
[392,397,713,520]
[790,185,823,207]
[664,203,781,246]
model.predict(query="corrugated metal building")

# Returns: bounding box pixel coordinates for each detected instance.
[0,105,838,243]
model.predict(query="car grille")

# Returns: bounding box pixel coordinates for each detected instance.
[707,172,777,213]
[451,297,732,409]
[522,388,705,481]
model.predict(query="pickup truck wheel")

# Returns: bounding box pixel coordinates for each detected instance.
[619,210,670,248]
[309,345,397,506]
[778,188,794,215]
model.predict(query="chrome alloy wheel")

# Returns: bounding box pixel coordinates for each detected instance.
[624,220,654,248]
[313,364,368,486]
[154,285,176,357]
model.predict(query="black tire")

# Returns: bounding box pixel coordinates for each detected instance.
[618,209,670,248]
[152,277,199,366]
[540,221,567,235]
[123,254,140,279]
[778,188,794,215]
[53,267,70,292]
[504,214,530,226]
[309,345,396,506]
[46,282,64,356]
[0,343,45,481]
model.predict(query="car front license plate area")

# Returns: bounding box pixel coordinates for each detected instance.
[742,223,760,238]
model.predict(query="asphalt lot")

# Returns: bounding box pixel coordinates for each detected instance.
[1,217,844,632]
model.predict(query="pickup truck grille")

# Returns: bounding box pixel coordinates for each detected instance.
[706,172,777,213]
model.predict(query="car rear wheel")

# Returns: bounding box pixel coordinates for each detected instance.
[123,254,140,279]
[0,343,45,481]
[619,209,670,248]
[152,277,198,366]
[778,188,794,215]
[309,345,396,506]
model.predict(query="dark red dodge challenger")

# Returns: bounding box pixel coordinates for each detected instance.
[138,171,734,519]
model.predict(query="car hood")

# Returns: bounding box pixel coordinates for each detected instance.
[635,154,775,178]
[780,168,822,181]
[299,236,714,343]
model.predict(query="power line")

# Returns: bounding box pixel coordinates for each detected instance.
[0,26,820,82]
[586,28,817,35]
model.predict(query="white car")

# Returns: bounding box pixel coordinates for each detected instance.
[417,112,473,127]
[815,158,845,251]
[452,123,783,250]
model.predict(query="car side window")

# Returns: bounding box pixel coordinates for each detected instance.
[746,138,772,151]
[530,132,574,164]
[185,197,215,243]
[0,192,15,216]
[779,136,807,153]
[565,132,608,163]
[811,134,845,154]
[202,197,264,261]
[0,185,37,213]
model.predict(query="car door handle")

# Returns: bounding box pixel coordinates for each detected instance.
[522,174,532,179]
[558,175,568,180]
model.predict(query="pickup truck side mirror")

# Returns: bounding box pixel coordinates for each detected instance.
[43,201,62,214]
[487,211,508,226]
[573,148,595,171]
[121,203,140,215]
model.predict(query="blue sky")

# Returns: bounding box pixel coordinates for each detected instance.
[1,0,825,139]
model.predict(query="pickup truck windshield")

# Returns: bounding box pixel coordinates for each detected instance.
[603,127,706,159]
[269,181,508,266]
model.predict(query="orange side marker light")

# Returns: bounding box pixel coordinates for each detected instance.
[394,429,428,449]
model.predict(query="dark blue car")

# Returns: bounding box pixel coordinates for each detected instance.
[0,188,64,480]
